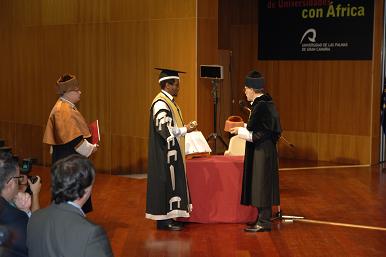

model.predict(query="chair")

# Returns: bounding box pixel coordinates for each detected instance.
[224,136,246,156]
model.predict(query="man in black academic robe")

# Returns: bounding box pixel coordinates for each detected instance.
[231,70,281,232]
[146,68,197,231]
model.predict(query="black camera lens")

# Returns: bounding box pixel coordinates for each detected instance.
[28,175,39,184]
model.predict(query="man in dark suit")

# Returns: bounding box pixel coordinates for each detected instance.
[0,152,41,257]
[26,155,113,257]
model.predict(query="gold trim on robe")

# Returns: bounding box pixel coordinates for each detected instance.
[152,93,185,160]
[43,99,91,145]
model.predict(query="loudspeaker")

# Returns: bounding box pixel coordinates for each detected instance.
[200,65,223,80]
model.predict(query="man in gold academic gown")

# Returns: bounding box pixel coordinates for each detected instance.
[146,68,198,231]
[43,74,97,213]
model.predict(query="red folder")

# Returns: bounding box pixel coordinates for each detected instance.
[88,120,100,144]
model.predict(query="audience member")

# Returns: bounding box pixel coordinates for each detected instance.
[0,152,41,256]
[26,154,113,257]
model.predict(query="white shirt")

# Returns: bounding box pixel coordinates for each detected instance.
[67,201,86,217]
[237,96,260,142]
[60,97,76,108]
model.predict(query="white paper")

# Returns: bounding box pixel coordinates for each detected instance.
[185,131,212,155]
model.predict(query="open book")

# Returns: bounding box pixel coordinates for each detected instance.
[88,120,100,144]
[185,131,211,158]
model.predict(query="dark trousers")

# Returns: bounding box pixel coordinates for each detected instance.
[257,207,272,229]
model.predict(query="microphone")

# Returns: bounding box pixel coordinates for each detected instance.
[239,100,251,113]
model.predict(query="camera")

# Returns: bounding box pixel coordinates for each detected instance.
[28,175,39,184]
[20,158,40,195]
[24,176,39,195]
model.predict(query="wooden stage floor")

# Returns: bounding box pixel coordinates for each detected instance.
[31,162,386,257]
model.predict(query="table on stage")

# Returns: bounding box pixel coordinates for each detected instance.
[182,155,257,223]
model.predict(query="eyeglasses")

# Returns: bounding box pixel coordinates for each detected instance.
[7,175,25,185]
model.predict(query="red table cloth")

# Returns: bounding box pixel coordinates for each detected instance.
[182,155,257,223]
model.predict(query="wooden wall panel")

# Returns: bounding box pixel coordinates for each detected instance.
[41,0,78,25]
[218,0,257,50]
[12,26,43,126]
[110,0,149,21]
[197,19,218,138]
[0,28,14,122]
[197,0,223,152]
[0,1,13,26]
[198,0,217,19]
[278,131,319,160]
[111,135,147,175]
[0,122,16,151]
[275,61,320,133]
[76,24,111,172]
[110,21,150,137]
[149,19,197,122]
[229,24,255,117]
[14,124,44,164]
[0,0,205,174]
[79,0,110,23]
[317,134,370,165]
[109,21,150,173]
[318,61,371,135]
[21,0,41,26]
[150,0,196,19]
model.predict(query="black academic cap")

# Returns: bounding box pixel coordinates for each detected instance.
[245,70,265,89]
[155,68,186,83]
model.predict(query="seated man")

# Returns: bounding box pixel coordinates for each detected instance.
[27,154,113,257]
[0,152,41,257]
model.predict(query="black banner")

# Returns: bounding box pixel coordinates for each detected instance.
[258,0,374,60]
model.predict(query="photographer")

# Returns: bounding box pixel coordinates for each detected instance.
[0,152,41,256]
[18,161,41,212]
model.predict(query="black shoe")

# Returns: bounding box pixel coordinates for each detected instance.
[157,220,183,231]
[157,222,183,231]
[244,224,271,232]
[172,220,185,227]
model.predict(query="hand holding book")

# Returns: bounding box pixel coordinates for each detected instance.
[88,120,100,145]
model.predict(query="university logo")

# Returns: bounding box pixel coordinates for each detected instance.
[300,28,316,44]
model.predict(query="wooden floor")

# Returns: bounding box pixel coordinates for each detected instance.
[32,161,386,257]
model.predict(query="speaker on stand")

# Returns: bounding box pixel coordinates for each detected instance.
[200,65,228,154]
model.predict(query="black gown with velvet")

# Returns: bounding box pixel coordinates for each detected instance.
[241,94,281,208]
